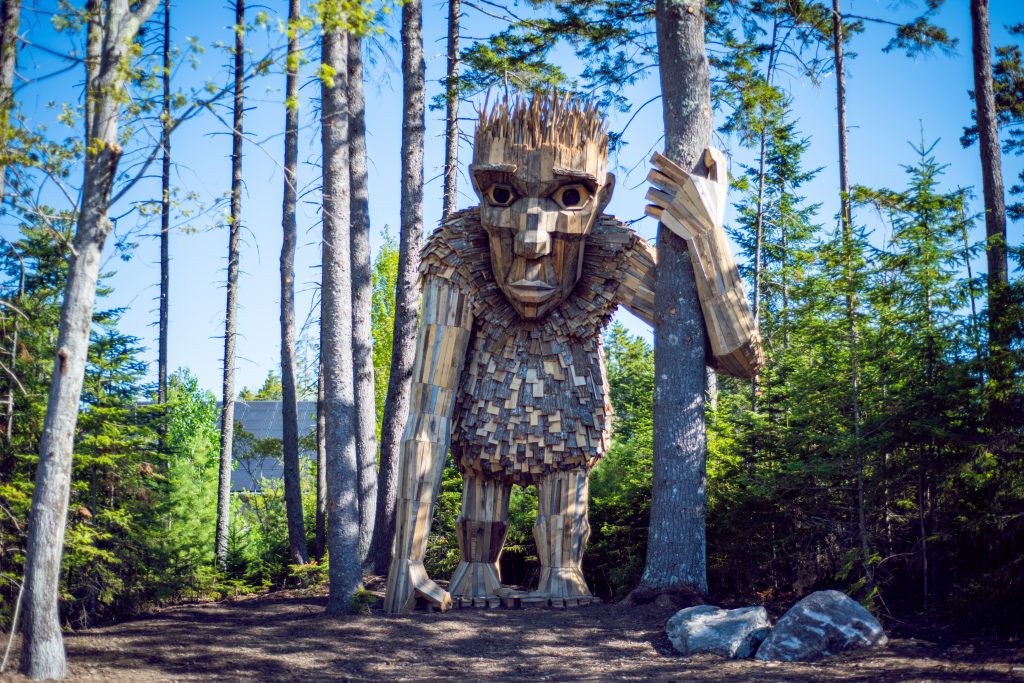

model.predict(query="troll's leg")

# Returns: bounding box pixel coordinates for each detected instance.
[448,475,511,606]
[534,469,594,605]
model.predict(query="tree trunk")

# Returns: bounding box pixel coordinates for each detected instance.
[366,0,425,577]
[315,348,327,561]
[970,0,1012,431]
[832,0,871,589]
[20,3,159,677]
[215,0,245,569]
[442,0,460,220]
[157,0,170,405]
[641,0,711,595]
[348,35,377,566]
[280,0,307,567]
[321,24,360,614]
[0,0,21,210]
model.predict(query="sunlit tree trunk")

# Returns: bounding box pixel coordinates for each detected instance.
[315,349,327,561]
[280,0,307,566]
[157,0,170,405]
[20,2,160,677]
[641,0,711,595]
[832,0,871,589]
[969,0,1012,431]
[321,22,361,614]
[442,0,460,220]
[366,0,424,576]
[348,34,377,565]
[0,0,20,210]
[215,0,245,568]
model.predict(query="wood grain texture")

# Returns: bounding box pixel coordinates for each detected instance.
[645,149,764,378]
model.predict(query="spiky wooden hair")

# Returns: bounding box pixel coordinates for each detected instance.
[474,91,608,154]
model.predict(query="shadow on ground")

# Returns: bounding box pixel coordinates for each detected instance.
[2,591,1023,681]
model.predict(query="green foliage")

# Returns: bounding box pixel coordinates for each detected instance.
[147,370,221,602]
[238,370,284,401]
[371,230,399,431]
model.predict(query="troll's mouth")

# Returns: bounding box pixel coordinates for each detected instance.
[506,279,556,303]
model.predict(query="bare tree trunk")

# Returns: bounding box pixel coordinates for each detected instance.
[20,3,159,677]
[441,0,460,220]
[366,0,425,576]
[0,0,21,210]
[348,35,377,566]
[321,24,360,614]
[215,0,245,569]
[751,21,779,413]
[970,0,1012,431]
[960,210,983,367]
[641,0,711,595]
[315,347,327,561]
[280,0,307,567]
[157,0,170,405]
[832,0,871,589]
[3,249,23,446]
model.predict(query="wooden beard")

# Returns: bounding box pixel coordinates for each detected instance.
[471,135,612,320]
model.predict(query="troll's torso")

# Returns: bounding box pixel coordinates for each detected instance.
[420,208,646,486]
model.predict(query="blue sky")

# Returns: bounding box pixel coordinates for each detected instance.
[5,0,1023,396]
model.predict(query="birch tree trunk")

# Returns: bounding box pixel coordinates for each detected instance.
[215,0,245,568]
[157,0,170,404]
[20,2,159,677]
[969,0,1012,431]
[442,0,460,220]
[321,23,361,614]
[348,34,377,566]
[641,0,710,595]
[280,0,308,566]
[0,0,20,210]
[366,0,425,576]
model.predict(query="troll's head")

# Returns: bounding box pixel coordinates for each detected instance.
[471,93,614,320]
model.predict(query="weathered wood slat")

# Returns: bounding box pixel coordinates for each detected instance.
[645,149,765,378]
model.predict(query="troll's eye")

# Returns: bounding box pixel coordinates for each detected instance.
[486,184,518,207]
[552,183,591,210]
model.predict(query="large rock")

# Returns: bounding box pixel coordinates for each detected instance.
[755,590,887,661]
[666,605,771,659]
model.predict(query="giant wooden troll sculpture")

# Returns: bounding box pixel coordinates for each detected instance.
[384,93,763,613]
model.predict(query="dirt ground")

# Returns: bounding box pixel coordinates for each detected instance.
[3,587,1023,682]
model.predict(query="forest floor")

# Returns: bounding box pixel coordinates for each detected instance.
[2,582,1024,682]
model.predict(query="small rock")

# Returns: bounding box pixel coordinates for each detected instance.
[666,604,771,659]
[653,593,676,608]
[755,590,887,662]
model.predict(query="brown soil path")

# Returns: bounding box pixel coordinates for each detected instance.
[2,592,1023,681]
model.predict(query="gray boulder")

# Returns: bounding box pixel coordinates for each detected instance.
[666,605,771,659]
[755,590,887,661]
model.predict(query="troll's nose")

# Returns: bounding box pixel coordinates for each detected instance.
[515,211,553,258]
